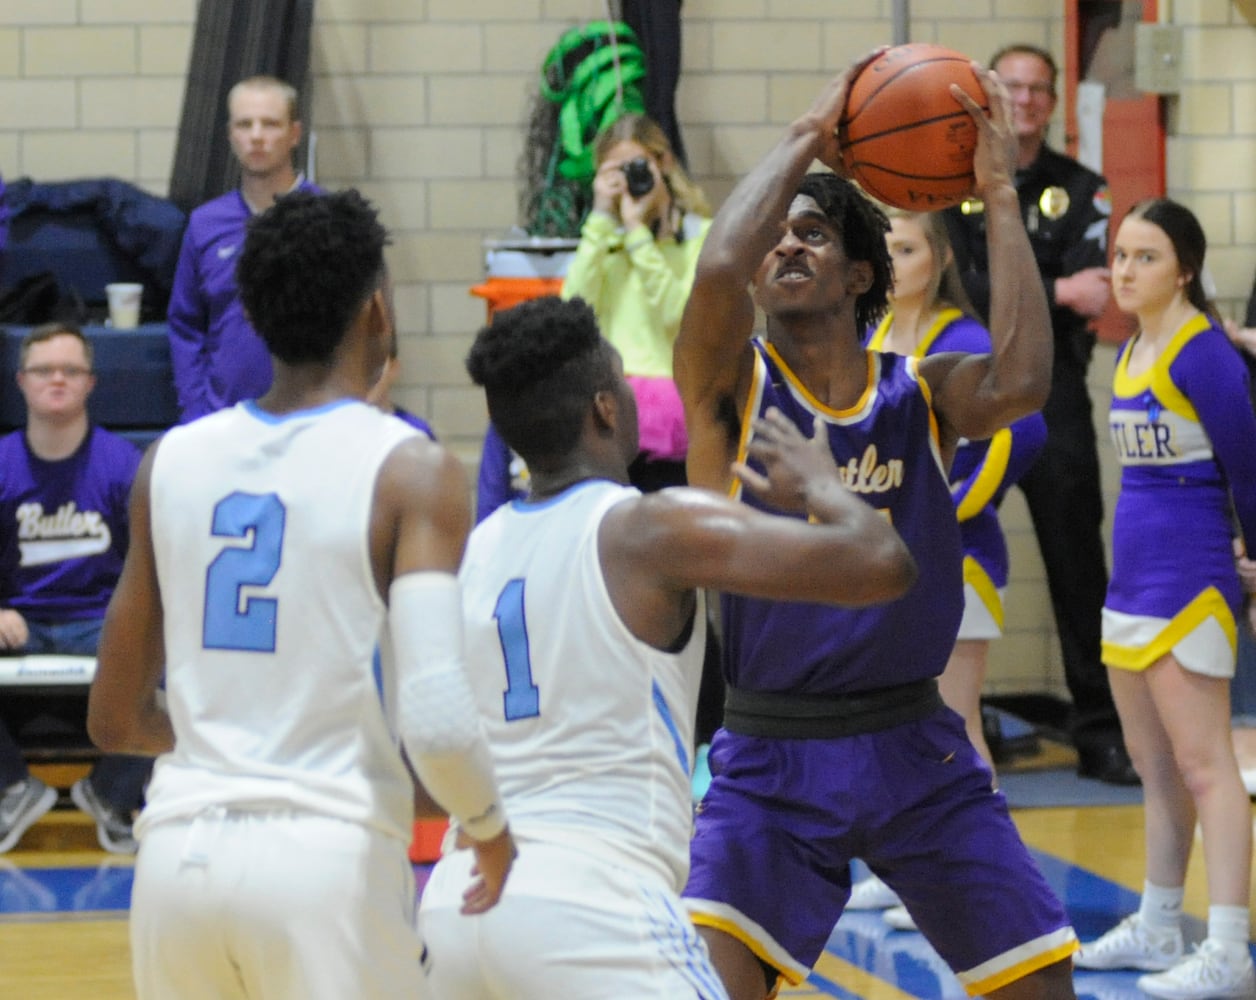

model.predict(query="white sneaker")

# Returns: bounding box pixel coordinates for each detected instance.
[1074,913,1184,971]
[883,905,918,931]
[1241,768,1256,798]
[1137,939,1256,1000]
[847,875,901,910]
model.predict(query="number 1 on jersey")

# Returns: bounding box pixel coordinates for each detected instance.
[203,492,286,652]
[494,579,540,720]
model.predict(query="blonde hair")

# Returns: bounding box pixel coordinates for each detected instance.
[881,205,975,316]
[228,75,300,122]
[594,114,711,218]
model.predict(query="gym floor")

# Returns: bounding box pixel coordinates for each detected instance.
[1,752,1245,1000]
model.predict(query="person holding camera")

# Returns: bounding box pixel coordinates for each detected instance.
[561,115,723,755]
[561,113,712,492]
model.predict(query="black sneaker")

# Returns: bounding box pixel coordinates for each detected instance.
[0,777,57,854]
[70,778,137,855]
[1077,744,1141,786]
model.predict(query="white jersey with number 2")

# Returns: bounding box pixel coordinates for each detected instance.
[139,399,420,842]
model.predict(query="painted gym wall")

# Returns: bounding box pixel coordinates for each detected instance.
[0,0,1253,700]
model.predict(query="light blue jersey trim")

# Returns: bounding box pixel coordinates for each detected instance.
[653,680,690,777]
[242,398,361,424]
[508,477,623,513]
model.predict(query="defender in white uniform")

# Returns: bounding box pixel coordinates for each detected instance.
[88,191,515,1000]
[417,295,917,999]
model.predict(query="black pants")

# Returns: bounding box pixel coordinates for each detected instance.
[1014,351,1122,749]
[0,620,152,810]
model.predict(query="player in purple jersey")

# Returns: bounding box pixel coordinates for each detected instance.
[674,55,1078,999]
[167,76,320,423]
[1074,200,1256,1000]
[0,323,151,854]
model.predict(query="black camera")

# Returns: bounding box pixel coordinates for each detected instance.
[622,157,655,198]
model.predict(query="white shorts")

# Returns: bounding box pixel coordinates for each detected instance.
[956,581,1005,641]
[1102,606,1236,678]
[131,811,427,1000]
[418,839,729,1000]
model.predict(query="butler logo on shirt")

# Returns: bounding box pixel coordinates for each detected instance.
[837,445,904,495]
[15,501,112,566]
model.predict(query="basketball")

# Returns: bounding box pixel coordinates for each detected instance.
[838,44,989,210]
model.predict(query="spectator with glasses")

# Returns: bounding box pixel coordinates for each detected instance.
[0,323,151,854]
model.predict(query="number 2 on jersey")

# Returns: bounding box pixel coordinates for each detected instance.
[203,492,286,652]
[494,579,540,720]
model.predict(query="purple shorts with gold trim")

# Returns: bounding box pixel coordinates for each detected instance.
[683,706,1077,995]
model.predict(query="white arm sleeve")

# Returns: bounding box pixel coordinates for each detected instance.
[389,572,506,842]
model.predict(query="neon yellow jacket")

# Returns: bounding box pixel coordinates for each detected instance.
[562,210,711,378]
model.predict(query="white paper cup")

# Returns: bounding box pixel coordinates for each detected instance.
[105,283,143,329]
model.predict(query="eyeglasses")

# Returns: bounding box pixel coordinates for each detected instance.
[1004,81,1054,97]
[21,365,92,379]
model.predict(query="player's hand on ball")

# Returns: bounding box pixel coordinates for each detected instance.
[956,64,1016,197]
[810,47,888,175]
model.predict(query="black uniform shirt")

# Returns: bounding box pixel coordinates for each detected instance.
[943,145,1111,359]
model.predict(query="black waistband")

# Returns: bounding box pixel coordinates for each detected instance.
[723,679,942,739]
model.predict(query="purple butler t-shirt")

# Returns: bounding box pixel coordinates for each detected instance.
[0,426,140,621]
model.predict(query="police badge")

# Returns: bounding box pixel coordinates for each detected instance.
[1039,186,1069,220]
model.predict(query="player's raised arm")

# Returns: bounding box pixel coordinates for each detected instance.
[923,65,1052,443]
[675,52,883,493]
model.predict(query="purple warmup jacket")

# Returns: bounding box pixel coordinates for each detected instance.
[166,180,320,422]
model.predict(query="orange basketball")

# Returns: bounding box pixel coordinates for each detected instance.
[838,44,989,210]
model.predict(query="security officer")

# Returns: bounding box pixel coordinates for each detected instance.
[943,43,1138,786]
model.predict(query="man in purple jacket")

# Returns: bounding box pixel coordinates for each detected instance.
[167,76,319,422]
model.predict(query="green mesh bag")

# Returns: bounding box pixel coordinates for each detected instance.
[522,21,647,237]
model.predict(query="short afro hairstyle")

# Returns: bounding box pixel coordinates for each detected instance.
[796,173,893,333]
[465,296,617,468]
[237,188,389,365]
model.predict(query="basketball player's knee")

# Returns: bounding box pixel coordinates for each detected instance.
[697,926,777,1000]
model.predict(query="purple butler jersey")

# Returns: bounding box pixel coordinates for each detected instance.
[1106,314,1256,639]
[723,339,963,695]
[0,426,140,621]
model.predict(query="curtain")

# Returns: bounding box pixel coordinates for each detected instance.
[167,0,315,214]
[619,0,687,168]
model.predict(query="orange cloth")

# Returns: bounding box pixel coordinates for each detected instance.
[470,277,565,319]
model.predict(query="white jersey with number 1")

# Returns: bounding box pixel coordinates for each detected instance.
[456,478,705,891]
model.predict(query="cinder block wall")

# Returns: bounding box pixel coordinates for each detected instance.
[2,0,1254,700]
